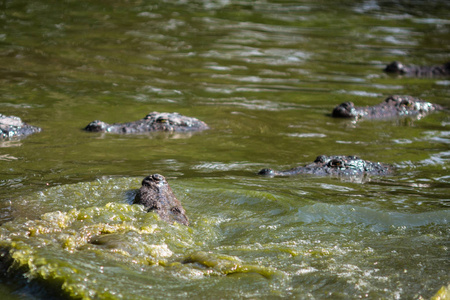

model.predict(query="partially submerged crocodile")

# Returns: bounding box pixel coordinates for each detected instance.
[84,112,208,133]
[384,61,450,77]
[258,155,392,177]
[0,114,41,139]
[133,174,189,226]
[332,95,443,120]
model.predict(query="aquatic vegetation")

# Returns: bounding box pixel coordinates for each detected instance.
[0,179,289,299]
[0,201,280,299]
[431,284,450,300]
[1,178,448,299]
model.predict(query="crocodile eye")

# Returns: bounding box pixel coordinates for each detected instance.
[156,117,168,123]
[142,174,166,186]
[398,98,411,107]
[328,159,344,168]
[151,174,165,182]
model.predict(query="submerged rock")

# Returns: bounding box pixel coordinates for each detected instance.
[383,61,450,77]
[0,114,41,139]
[258,155,392,177]
[332,95,443,120]
[133,174,189,226]
[84,112,208,134]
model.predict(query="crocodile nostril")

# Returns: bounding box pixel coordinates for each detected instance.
[314,155,327,163]
[258,168,274,176]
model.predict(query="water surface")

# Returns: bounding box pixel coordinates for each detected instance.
[0,0,449,299]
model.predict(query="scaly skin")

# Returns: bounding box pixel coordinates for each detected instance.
[85,112,208,133]
[0,114,41,139]
[258,155,392,177]
[384,61,450,77]
[332,95,443,120]
[133,174,189,226]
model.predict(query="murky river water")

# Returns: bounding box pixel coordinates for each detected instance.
[0,0,449,299]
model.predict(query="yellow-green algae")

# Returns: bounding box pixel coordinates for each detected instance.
[0,200,279,299]
[2,177,449,299]
[430,285,450,300]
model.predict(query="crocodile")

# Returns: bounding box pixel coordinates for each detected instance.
[258,155,392,177]
[0,114,41,139]
[133,174,189,226]
[383,61,450,77]
[332,95,443,120]
[84,112,208,133]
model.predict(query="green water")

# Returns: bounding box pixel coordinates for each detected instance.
[0,0,449,299]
